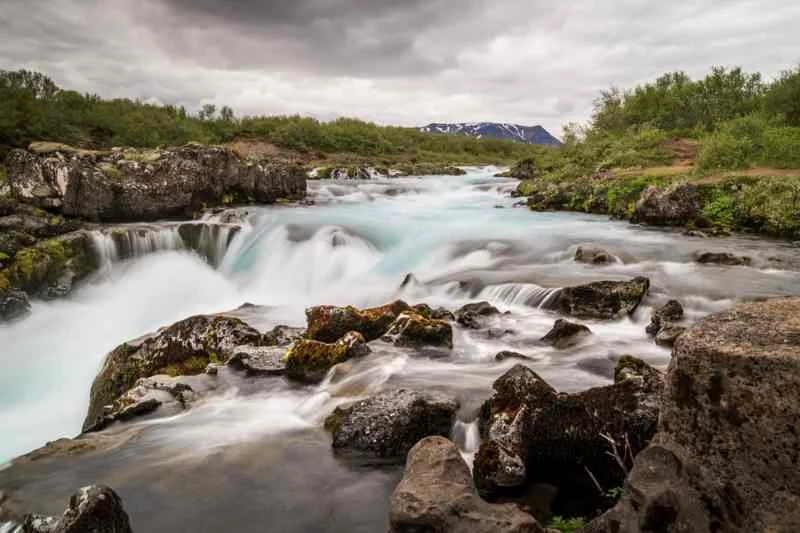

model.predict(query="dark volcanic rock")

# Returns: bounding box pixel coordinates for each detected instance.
[455,301,500,329]
[695,251,752,266]
[381,312,453,349]
[646,299,684,336]
[284,331,370,383]
[585,297,800,533]
[325,389,459,458]
[389,436,543,533]
[550,277,650,320]
[633,183,705,227]
[305,300,410,343]
[22,485,132,533]
[540,319,591,349]
[6,144,306,221]
[495,351,536,362]
[83,314,264,432]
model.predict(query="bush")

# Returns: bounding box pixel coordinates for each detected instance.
[761,127,800,168]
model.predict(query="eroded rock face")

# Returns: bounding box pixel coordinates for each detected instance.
[325,389,459,458]
[474,357,663,519]
[585,297,800,533]
[540,319,591,349]
[389,436,543,533]
[305,300,410,343]
[284,331,370,383]
[381,312,453,349]
[633,183,705,227]
[550,277,650,320]
[22,485,132,533]
[6,144,307,222]
[83,314,265,432]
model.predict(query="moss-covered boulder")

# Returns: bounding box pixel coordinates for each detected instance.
[305,300,410,343]
[381,312,453,349]
[83,314,265,432]
[550,276,650,320]
[284,331,370,383]
[633,183,706,227]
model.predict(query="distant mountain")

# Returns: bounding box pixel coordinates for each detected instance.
[420,122,561,146]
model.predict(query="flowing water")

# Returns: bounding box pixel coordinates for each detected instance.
[1,169,799,531]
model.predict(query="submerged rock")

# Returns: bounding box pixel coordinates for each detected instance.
[305,300,410,343]
[325,388,458,458]
[574,246,615,264]
[381,312,453,349]
[389,436,543,533]
[284,331,370,383]
[585,297,800,533]
[695,251,751,266]
[83,314,265,432]
[495,351,536,362]
[22,485,132,533]
[540,319,591,349]
[550,276,650,320]
[455,301,500,329]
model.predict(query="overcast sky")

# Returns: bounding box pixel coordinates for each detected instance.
[1,0,798,134]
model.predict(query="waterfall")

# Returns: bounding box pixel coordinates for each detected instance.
[452,419,481,454]
[479,282,561,308]
[0,523,22,533]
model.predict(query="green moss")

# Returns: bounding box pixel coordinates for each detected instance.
[0,167,7,186]
[222,193,234,205]
[9,238,68,292]
[97,162,122,180]
[160,355,209,377]
[548,517,586,532]
[0,252,9,263]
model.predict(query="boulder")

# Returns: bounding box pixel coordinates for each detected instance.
[227,345,287,376]
[585,297,800,533]
[106,375,201,425]
[655,324,686,347]
[22,485,132,533]
[695,251,751,266]
[83,314,265,432]
[305,300,410,343]
[284,331,370,383]
[474,357,663,519]
[389,436,543,533]
[550,277,650,320]
[381,312,453,349]
[0,288,30,322]
[325,389,459,458]
[6,144,306,222]
[455,301,500,329]
[410,303,455,321]
[574,246,615,264]
[540,319,591,349]
[633,183,705,227]
[645,299,684,336]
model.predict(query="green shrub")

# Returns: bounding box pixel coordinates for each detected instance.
[702,190,735,228]
[731,177,800,237]
[549,516,586,532]
[761,127,800,168]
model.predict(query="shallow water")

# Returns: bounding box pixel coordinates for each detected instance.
[1,169,799,530]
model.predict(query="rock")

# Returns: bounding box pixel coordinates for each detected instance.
[540,319,591,349]
[6,144,306,222]
[495,351,536,362]
[455,301,500,329]
[305,300,410,343]
[683,229,708,238]
[284,331,370,383]
[227,345,287,376]
[389,436,543,533]
[633,183,705,227]
[645,299,684,336]
[655,324,686,346]
[574,246,615,264]
[410,303,455,321]
[695,251,751,266]
[585,297,800,533]
[381,312,453,349]
[550,277,650,320]
[262,325,305,346]
[474,358,663,518]
[83,314,265,432]
[0,288,31,322]
[325,389,459,458]
[22,485,132,533]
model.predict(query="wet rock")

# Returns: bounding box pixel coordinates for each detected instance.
[305,300,410,343]
[227,345,287,376]
[325,389,459,458]
[22,485,133,533]
[495,351,536,362]
[550,276,650,320]
[410,303,455,321]
[586,297,800,533]
[683,229,708,238]
[456,301,500,329]
[655,324,686,347]
[284,331,370,383]
[0,288,31,322]
[474,358,663,518]
[633,183,705,227]
[7,144,307,221]
[389,436,543,533]
[540,319,591,349]
[262,325,305,346]
[575,357,615,379]
[645,299,684,336]
[382,312,453,349]
[83,314,264,432]
[695,251,751,266]
[574,246,615,264]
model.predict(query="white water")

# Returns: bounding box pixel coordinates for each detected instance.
[1,169,800,466]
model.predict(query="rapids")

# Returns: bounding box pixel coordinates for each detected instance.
[1,168,799,531]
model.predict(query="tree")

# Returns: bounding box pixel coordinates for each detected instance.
[219,105,234,122]
[765,66,800,126]
[198,103,216,121]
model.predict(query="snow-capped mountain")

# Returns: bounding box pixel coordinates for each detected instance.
[420,122,561,145]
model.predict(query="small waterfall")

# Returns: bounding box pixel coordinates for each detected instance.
[0,522,22,533]
[452,419,481,469]
[479,283,561,308]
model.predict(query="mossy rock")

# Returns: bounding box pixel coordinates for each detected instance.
[284,331,370,383]
[305,300,410,343]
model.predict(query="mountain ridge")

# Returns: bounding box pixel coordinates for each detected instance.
[420,122,561,145]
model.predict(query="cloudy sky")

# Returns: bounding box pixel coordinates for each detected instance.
[1,0,798,134]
